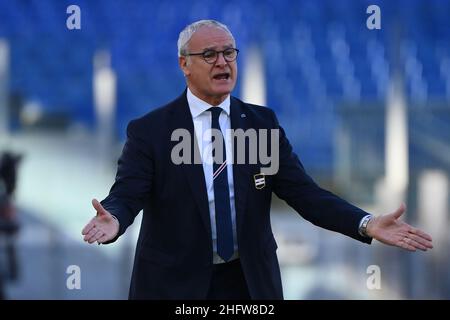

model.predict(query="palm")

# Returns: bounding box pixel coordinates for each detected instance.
[82,199,119,244]
[367,203,433,252]
[90,214,115,235]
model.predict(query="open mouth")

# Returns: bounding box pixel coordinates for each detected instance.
[212,72,230,81]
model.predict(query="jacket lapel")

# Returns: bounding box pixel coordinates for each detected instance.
[229,97,252,235]
[168,91,211,236]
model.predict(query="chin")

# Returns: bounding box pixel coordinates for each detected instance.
[211,84,234,96]
[214,89,232,96]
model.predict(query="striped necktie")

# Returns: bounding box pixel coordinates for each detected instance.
[209,107,233,261]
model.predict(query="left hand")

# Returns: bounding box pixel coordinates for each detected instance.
[366,203,433,252]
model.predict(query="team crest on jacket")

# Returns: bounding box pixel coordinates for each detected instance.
[253,173,266,189]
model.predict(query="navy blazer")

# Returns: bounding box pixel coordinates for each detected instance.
[101,90,372,299]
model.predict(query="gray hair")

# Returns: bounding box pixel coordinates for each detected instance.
[177,20,235,57]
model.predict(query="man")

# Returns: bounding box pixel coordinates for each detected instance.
[81,20,433,299]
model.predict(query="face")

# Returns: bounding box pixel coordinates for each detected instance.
[179,26,238,106]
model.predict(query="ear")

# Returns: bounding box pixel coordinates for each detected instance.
[179,56,190,77]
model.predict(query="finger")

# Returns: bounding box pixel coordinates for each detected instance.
[97,233,110,244]
[81,220,96,235]
[86,230,103,244]
[88,230,104,244]
[399,238,416,252]
[84,227,98,242]
[405,237,428,251]
[407,232,433,249]
[392,203,406,219]
[409,228,433,242]
[92,199,109,217]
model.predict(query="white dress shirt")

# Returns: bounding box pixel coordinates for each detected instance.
[187,88,239,264]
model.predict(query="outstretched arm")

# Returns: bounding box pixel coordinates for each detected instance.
[93,119,154,243]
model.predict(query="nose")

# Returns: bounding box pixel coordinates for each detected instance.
[215,52,227,67]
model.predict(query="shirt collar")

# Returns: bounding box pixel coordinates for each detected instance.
[187,87,230,119]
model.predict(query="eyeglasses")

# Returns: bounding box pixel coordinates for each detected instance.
[183,48,239,64]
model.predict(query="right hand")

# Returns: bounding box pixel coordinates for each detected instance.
[81,199,119,244]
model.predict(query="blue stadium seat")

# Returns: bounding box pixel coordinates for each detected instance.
[1,0,448,171]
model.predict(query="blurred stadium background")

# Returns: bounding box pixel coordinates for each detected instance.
[0,0,449,299]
